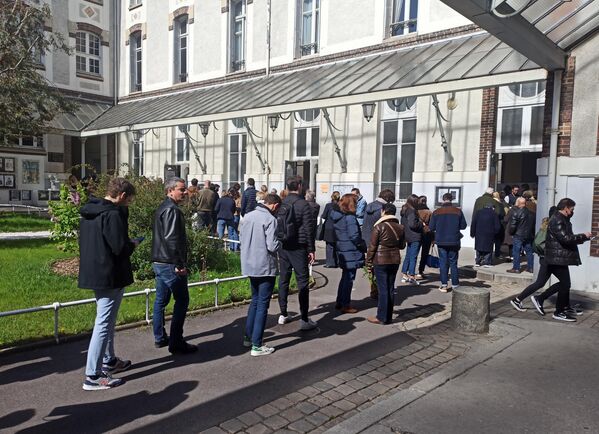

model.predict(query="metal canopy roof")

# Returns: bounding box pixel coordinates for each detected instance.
[82,32,546,137]
[49,99,112,136]
[440,0,599,70]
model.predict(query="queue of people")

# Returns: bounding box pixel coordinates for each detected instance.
[77,174,593,392]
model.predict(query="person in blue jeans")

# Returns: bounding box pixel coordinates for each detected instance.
[366,203,405,324]
[507,197,536,273]
[78,177,139,390]
[429,192,467,292]
[331,194,367,313]
[400,195,423,285]
[240,194,282,356]
[215,188,239,251]
[151,177,197,354]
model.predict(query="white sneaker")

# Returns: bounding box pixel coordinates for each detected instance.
[251,345,275,356]
[483,264,493,268]
[278,314,291,325]
[300,318,317,331]
[473,264,481,268]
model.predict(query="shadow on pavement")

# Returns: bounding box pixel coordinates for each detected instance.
[0,409,35,431]
[16,381,198,434]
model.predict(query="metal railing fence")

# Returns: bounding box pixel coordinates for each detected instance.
[0,204,49,215]
[0,275,249,344]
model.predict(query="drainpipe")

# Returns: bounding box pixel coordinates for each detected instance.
[547,70,562,208]
[266,0,271,76]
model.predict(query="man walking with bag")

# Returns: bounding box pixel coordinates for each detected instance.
[528,198,593,322]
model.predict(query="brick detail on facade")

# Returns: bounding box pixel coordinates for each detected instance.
[479,87,498,171]
[542,56,575,157]
[592,177,599,257]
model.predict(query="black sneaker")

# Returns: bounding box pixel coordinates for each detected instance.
[154,337,169,348]
[169,342,198,355]
[552,311,577,322]
[102,357,132,375]
[531,295,545,316]
[564,305,583,316]
[510,298,526,312]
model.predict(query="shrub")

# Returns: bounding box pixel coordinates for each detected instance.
[50,167,230,280]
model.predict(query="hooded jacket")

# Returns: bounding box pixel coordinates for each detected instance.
[362,198,387,244]
[78,197,135,290]
[331,209,366,269]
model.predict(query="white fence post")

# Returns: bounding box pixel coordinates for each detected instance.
[52,302,61,344]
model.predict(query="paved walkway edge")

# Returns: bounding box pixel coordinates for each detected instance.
[324,319,530,434]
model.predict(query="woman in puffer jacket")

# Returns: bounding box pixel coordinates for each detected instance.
[400,194,423,285]
[366,203,405,324]
[331,194,367,314]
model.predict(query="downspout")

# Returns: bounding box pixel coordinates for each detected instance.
[547,70,562,208]
[266,0,271,76]
[112,0,120,170]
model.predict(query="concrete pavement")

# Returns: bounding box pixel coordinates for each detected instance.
[1,243,599,433]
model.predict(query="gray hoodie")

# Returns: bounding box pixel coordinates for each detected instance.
[239,205,281,276]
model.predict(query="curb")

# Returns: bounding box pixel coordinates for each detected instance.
[324,318,530,434]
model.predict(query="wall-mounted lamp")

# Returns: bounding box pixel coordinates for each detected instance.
[362,102,376,122]
[267,114,280,132]
[199,122,210,138]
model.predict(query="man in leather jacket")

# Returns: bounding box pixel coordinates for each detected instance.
[507,197,536,273]
[529,198,593,322]
[151,177,197,354]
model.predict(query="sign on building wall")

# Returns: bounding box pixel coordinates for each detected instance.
[434,186,462,208]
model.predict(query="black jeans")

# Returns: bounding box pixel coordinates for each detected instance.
[278,248,310,321]
[517,258,571,312]
[325,242,338,267]
[418,233,432,274]
[374,264,399,324]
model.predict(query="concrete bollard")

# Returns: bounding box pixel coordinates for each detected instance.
[451,286,490,333]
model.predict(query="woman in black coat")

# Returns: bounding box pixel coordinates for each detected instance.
[471,205,500,267]
[320,191,341,268]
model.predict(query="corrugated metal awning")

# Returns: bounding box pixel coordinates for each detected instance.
[82,32,546,137]
[49,100,112,136]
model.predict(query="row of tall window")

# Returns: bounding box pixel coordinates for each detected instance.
[126,0,418,92]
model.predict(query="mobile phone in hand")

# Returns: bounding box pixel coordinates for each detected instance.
[132,236,145,243]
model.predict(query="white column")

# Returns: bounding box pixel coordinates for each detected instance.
[81,137,87,178]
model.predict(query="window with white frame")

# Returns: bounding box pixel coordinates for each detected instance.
[387,0,418,37]
[230,0,246,72]
[229,133,247,189]
[130,31,142,92]
[380,98,417,200]
[175,125,190,162]
[299,0,320,56]
[129,0,142,7]
[6,135,44,148]
[174,15,188,83]
[294,109,320,158]
[76,31,101,75]
[496,81,545,152]
[133,136,144,176]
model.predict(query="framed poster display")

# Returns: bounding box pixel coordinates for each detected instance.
[22,160,40,184]
[435,186,463,208]
[22,190,32,201]
[4,158,14,172]
[0,176,4,187]
[0,157,3,171]
[4,174,15,188]
[9,190,21,201]
[50,190,60,200]
[38,190,50,201]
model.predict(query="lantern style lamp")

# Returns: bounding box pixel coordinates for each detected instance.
[362,102,376,122]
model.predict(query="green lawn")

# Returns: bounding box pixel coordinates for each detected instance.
[0,213,53,232]
[0,239,253,347]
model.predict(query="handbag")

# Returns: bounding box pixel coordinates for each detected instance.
[426,245,440,268]
[316,221,325,241]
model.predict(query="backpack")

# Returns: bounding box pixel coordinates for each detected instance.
[276,200,297,243]
[533,227,547,256]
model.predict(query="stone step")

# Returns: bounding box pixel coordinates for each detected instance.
[475,268,534,285]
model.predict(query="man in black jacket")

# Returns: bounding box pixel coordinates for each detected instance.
[79,177,138,390]
[529,198,593,322]
[241,177,257,216]
[152,177,197,354]
[507,197,536,273]
[277,175,317,330]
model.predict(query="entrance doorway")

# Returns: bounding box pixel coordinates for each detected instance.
[493,152,540,194]
[285,160,316,192]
